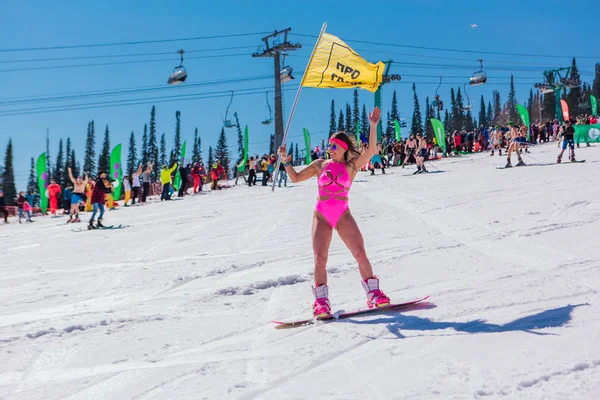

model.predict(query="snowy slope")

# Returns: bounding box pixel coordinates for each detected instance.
[1,144,599,400]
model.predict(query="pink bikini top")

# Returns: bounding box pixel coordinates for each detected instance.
[317,161,352,201]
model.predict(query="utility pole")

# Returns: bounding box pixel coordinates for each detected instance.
[252,29,301,151]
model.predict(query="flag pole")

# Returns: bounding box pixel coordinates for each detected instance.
[271,22,328,192]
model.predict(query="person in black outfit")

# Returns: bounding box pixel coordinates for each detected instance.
[178,163,189,198]
[0,190,8,223]
[557,119,576,163]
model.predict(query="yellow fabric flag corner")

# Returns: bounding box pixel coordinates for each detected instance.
[302,33,385,93]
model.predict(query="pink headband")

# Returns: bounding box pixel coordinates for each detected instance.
[329,138,348,151]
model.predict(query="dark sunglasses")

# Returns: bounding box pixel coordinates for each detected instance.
[330,144,340,151]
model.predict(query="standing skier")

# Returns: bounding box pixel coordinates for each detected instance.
[505,122,526,168]
[278,106,390,318]
[557,119,576,163]
[47,180,61,216]
[415,133,428,174]
[66,167,88,223]
[88,171,111,229]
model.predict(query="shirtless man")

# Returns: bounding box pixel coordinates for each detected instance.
[505,122,526,168]
[67,167,89,223]
[490,125,502,156]
[519,125,530,154]
[402,133,417,168]
[414,133,428,174]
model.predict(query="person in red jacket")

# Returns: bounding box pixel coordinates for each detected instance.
[191,163,202,194]
[47,180,61,216]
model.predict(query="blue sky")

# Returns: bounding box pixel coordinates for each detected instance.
[1,0,597,188]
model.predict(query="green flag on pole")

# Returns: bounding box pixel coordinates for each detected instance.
[173,141,187,190]
[303,128,312,166]
[591,95,598,116]
[109,144,123,200]
[36,153,48,214]
[394,119,401,142]
[237,125,249,172]
[430,118,446,154]
[516,104,530,128]
[574,124,600,143]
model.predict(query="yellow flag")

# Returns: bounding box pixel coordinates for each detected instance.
[302,32,385,93]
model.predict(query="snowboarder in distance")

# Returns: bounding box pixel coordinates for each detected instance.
[557,119,577,163]
[277,106,390,319]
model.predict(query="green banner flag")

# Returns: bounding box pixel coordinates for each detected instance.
[173,141,187,190]
[36,153,48,214]
[591,95,598,116]
[516,104,530,128]
[238,125,249,172]
[109,144,123,200]
[574,124,600,143]
[303,128,312,166]
[394,119,401,141]
[430,118,446,154]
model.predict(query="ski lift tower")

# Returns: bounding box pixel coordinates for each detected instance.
[252,29,302,151]
[534,67,580,122]
[375,61,401,141]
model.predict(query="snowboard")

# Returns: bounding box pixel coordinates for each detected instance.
[272,295,430,329]
[550,160,586,165]
[72,224,126,232]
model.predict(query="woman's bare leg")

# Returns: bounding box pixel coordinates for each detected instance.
[312,211,333,285]
[335,211,374,280]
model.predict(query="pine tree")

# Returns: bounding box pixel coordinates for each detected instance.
[127,131,137,177]
[329,100,337,137]
[527,89,534,122]
[234,112,244,164]
[443,109,450,130]
[64,137,72,184]
[506,76,518,124]
[411,83,423,134]
[479,95,487,128]
[140,124,148,167]
[171,111,182,165]
[83,121,96,176]
[449,88,457,132]
[269,134,275,155]
[361,104,369,138]
[352,89,360,131]
[385,111,393,138]
[159,133,167,167]
[98,124,111,173]
[542,91,556,121]
[592,63,600,103]
[148,106,159,176]
[27,157,37,193]
[425,97,434,140]
[456,87,465,131]
[338,110,345,133]
[207,146,214,169]
[54,138,64,185]
[345,103,352,134]
[2,139,16,206]
[493,91,502,125]
[566,58,582,117]
[71,150,78,177]
[391,90,399,122]
[45,130,52,179]
[486,101,493,126]
[465,110,474,132]
[192,127,201,163]
[214,128,230,173]
[294,143,299,163]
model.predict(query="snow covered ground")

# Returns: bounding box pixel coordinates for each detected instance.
[1,143,599,400]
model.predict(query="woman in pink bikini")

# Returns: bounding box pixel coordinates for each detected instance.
[278,106,389,318]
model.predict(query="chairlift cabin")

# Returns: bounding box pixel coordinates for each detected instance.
[432,77,444,111]
[223,91,237,128]
[168,50,187,85]
[261,92,273,125]
[534,83,554,94]
[280,66,295,83]
[469,59,487,86]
